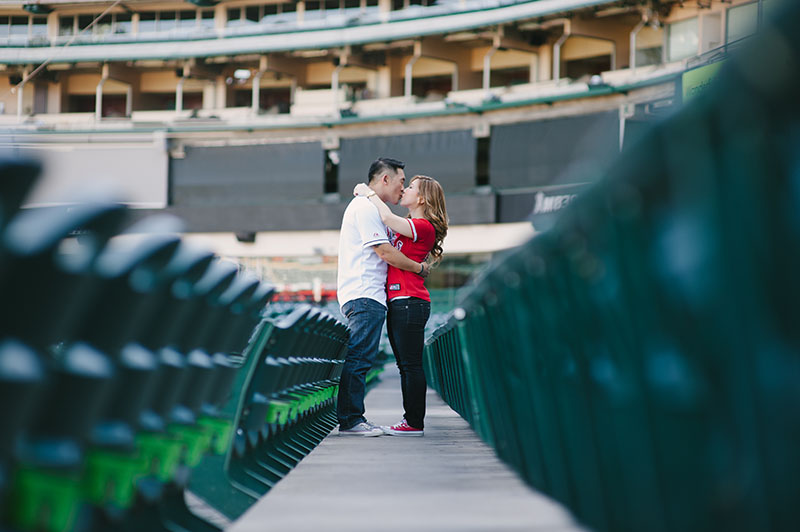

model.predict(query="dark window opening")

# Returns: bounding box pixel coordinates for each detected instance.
[411,75,452,99]
[324,150,339,194]
[636,47,662,67]
[139,92,177,111]
[77,14,94,31]
[101,95,127,117]
[233,88,291,113]
[139,12,157,33]
[67,94,94,112]
[182,93,203,110]
[564,55,612,79]
[476,136,490,187]
[33,83,48,114]
[115,13,132,34]
[68,94,126,116]
[159,11,177,32]
[178,10,196,29]
[491,67,530,87]
[58,16,73,36]
[343,82,368,102]
[31,16,47,37]
[245,6,261,22]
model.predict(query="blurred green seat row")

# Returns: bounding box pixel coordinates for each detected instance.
[424,6,800,532]
[0,159,350,531]
[189,303,351,521]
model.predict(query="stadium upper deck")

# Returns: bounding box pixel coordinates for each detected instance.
[0,0,769,235]
[0,0,767,126]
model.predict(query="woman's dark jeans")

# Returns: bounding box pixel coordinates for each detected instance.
[387,297,431,429]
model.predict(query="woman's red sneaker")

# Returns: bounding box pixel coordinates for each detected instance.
[384,419,424,437]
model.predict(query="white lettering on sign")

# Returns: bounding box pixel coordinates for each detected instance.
[532,191,577,215]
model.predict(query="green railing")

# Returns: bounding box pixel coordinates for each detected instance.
[423,6,800,532]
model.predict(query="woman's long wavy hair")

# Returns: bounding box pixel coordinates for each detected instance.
[410,175,448,267]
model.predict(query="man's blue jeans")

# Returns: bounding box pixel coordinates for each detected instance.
[337,297,386,430]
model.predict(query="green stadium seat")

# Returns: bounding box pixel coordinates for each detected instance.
[0,159,40,230]
[0,340,46,523]
[0,202,128,349]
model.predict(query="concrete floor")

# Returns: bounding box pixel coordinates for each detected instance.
[227,364,585,532]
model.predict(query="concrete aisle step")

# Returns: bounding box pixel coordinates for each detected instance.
[228,364,585,532]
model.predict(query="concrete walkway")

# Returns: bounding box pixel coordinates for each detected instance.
[228,364,585,532]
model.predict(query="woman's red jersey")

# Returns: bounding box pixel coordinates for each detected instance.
[386,218,435,302]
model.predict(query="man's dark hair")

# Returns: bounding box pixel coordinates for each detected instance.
[368,157,405,184]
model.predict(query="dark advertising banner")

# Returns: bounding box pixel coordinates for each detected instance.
[489,111,619,190]
[170,141,324,206]
[497,183,592,231]
[338,129,476,195]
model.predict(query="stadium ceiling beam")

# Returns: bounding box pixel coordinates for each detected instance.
[483,26,541,94]
[337,47,378,72]
[97,63,136,120]
[567,14,644,69]
[101,63,138,86]
[181,59,222,81]
[250,54,307,113]
[258,54,307,85]
[415,37,472,65]
[494,27,540,55]
[405,37,480,95]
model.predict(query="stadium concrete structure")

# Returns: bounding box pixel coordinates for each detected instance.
[0,0,764,243]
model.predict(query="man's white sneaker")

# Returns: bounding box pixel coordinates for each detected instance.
[338,421,384,437]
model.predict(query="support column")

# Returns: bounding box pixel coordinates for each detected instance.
[203,81,216,109]
[126,85,133,116]
[215,76,227,108]
[483,37,500,95]
[95,77,106,121]
[176,75,186,112]
[529,54,539,83]
[630,17,647,72]
[331,64,344,113]
[538,45,552,81]
[251,56,270,113]
[553,21,571,81]
[252,70,264,113]
[404,53,421,99]
[16,83,24,123]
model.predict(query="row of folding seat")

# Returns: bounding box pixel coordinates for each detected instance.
[0,158,350,531]
[424,6,799,532]
[188,304,350,520]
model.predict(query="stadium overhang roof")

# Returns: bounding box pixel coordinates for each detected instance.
[0,0,620,65]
